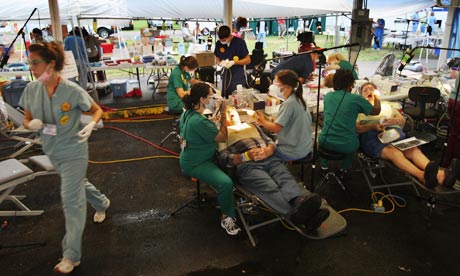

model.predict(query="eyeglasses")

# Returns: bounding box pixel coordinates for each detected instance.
[28,59,45,66]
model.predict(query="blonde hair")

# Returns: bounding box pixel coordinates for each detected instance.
[327,53,346,62]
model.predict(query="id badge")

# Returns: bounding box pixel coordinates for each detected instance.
[180,139,187,151]
[43,124,57,136]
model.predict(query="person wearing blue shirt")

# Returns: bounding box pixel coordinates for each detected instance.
[64,27,88,89]
[214,25,250,98]
[373,18,385,50]
[410,11,420,33]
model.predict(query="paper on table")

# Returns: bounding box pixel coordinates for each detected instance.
[391,136,428,151]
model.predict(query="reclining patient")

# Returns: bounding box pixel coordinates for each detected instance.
[217,107,329,233]
[356,82,459,188]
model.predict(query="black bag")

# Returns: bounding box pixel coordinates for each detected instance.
[447,57,460,69]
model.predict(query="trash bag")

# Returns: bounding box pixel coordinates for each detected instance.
[375,53,396,76]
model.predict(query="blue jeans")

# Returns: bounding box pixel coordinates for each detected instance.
[236,156,309,215]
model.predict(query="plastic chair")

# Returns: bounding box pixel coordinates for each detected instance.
[403,86,441,131]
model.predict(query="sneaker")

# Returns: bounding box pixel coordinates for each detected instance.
[93,198,110,223]
[220,217,241,236]
[54,258,80,274]
[305,208,330,233]
[288,194,322,225]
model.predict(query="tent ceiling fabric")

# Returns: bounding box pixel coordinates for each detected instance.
[126,0,352,18]
[0,0,436,21]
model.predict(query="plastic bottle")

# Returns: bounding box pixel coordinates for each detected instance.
[207,36,213,52]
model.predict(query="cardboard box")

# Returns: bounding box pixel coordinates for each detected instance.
[140,28,161,37]
[193,51,215,67]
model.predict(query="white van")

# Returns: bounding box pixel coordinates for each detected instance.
[78,18,133,38]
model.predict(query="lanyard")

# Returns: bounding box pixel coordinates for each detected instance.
[41,77,61,124]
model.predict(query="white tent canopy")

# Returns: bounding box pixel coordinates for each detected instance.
[0,0,352,21]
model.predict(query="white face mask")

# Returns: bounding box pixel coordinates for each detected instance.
[205,97,215,112]
[188,70,195,77]
[38,64,52,83]
[268,84,284,99]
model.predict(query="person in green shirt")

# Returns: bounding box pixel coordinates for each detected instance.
[166,56,199,114]
[325,52,359,80]
[179,82,241,235]
[319,69,380,177]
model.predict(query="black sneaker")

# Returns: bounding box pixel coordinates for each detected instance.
[288,194,321,225]
[305,208,330,233]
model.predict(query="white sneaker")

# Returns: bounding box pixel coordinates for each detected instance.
[54,258,80,274]
[93,199,110,223]
[220,217,241,236]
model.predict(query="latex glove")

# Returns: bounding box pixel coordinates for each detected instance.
[77,121,96,144]
[219,60,228,68]
[28,119,43,130]
[224,60,235,69]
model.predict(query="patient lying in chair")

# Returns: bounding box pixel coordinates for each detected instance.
[356,82,459,188]
[217,107,329,234]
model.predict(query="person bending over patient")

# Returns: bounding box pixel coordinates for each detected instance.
[324,52,359,80]
[318,69,381,177]
[179,82,241,235]
[218,107,329,233]
[256,70,313,161]
[357,82,459,188]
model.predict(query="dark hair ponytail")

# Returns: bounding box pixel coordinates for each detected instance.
[182,82,211,110]
[179,55,199,70]
[294,79,306,110]
[276,69,306,110]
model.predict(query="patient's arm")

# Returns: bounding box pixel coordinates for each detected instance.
[356,122,385,133]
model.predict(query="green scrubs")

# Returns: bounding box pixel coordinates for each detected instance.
[338,60,359,80]
[167,66,191,114]
[179,109,235,217]
[319,89,373,170]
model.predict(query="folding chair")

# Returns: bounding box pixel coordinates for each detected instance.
[357,152,420,196]
[0,155,56,216]
[234,184,347,247]
[1,102,40,158]
[357,153,460,216]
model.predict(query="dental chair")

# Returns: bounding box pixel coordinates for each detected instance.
[357,153,460,216]
[0,155,56,216]
[234,183,347,247]
[1,102,41,158]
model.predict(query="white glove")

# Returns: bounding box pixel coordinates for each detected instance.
[77,121,96,144]
[224,60,235,69]
[28,119,43,130]
[219,60,228,68]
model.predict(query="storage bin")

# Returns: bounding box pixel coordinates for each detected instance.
[1,80,30,107]
[101,43,114,54]
[110,79,128,97]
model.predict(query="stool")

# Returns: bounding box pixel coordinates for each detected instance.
[160,107,181,146]
[290,152,314,189]
[171,178,206,216]
[316,146,347,193]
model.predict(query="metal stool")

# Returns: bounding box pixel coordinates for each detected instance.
[171,178,207,216]
[316,146,347,192]
[160,107,181,146]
